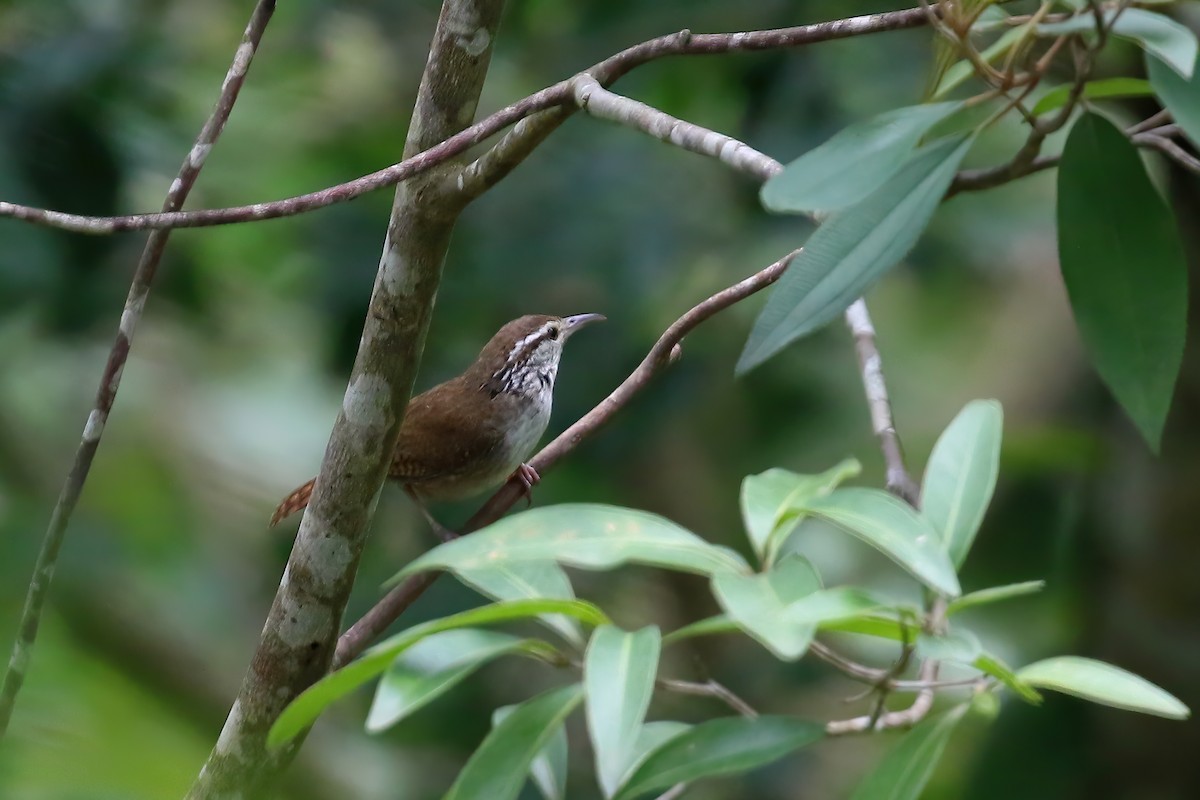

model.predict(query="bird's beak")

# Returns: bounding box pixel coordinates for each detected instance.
[562,313,606,337]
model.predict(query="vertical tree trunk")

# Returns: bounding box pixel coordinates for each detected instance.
[186,1,507,796]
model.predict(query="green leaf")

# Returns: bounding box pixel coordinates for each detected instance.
[1018,656,1190,719]
[738,135,974,373]
[585,625,663,797]
[1056,112,1187,451]
[819,613,916,642]
[1032,78,1155,116]
[444,684,584,800]
[613,716,824,800]
[849,706,968,800]
[935,26,1026,98]
[916,629,983,663]
[761,102,963,214]
[947,580,1046,615]
[920,399,1003,568]
[493,704,569,800]
[662,615,739,646]
[366,630,559,733]
[783,587,887,626]
[267,599,607,748]
[801,488,962,597]
[711,554,823,660]
[1038,8,1197,79]
[1148,52,1200,147]
[458,561,583,646]
[974,652,1042,704]
[619,721,692,789]
[392,504,750,584]
[740,459,861,563]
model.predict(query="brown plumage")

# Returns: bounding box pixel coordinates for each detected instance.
[269,313,604,527]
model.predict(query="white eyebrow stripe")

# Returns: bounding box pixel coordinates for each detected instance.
[504,323,554,363]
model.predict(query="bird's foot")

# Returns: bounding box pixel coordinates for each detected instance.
[511,463,541,507]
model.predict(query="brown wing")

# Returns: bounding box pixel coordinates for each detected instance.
[389,379,506,484]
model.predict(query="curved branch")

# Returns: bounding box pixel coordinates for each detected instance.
[0,7,932,234]
[0,0,278,739]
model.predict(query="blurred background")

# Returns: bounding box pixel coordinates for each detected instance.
[1,0,1197,798]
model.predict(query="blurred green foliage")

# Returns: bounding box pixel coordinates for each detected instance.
[1,1,1198,798]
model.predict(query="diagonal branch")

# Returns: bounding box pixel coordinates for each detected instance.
[0,0,278,739]
[0,7,933,234]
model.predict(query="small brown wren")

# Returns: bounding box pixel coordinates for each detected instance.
[270,313,605,527]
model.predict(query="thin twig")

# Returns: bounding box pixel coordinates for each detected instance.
[657,677,759,718]
[0,0,278,739]
[454,107,574,200]
[1139,134,1200,175]
[844,301,920,503]
[0,7,935,234]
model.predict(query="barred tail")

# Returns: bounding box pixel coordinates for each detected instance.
[270,477,316,527]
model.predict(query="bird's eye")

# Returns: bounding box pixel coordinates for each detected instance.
[548,327,560,340]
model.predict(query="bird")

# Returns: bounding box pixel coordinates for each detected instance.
[270,312,605,530]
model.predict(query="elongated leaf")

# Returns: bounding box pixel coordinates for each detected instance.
[1147,53,1200,147]
[613,716,824,800]
[921,399,1003,568]
[948,580,1045,615]
[711,554,823,660]
[1057,112,1187,451]
[974,653,1042,704]
[1018,656,1189,719]
[392,504,750,584]
[739,135,974,372]
[761,102,963,214]
[585,626,663,797]
[367,630,559,733]
[444,684,584,800]
[268,599,607,748]
[662,615,739,646]
[458,561,583,646]
[819,613,915,642]
[916,629,982,663]
[783,587,886,626]
[1032,78,1155,116]
[740,459,861,562]
[619,721,691,789]
[1039,9,1197,79]
[936,26,1026,98]
[801,488,962,597]
[493,704,569,800]
[849,705,968,800]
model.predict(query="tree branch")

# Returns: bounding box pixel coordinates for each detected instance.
[657,677,759,719]
[844,301,920,503]
[0,0,278,739]
[0,7,932,234]
[185,1,508,795]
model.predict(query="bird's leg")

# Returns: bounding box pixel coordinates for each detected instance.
[511,463,541,507]
[404,486,458,543]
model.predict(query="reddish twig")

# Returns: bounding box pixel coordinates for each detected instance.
[0,7,932,234]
